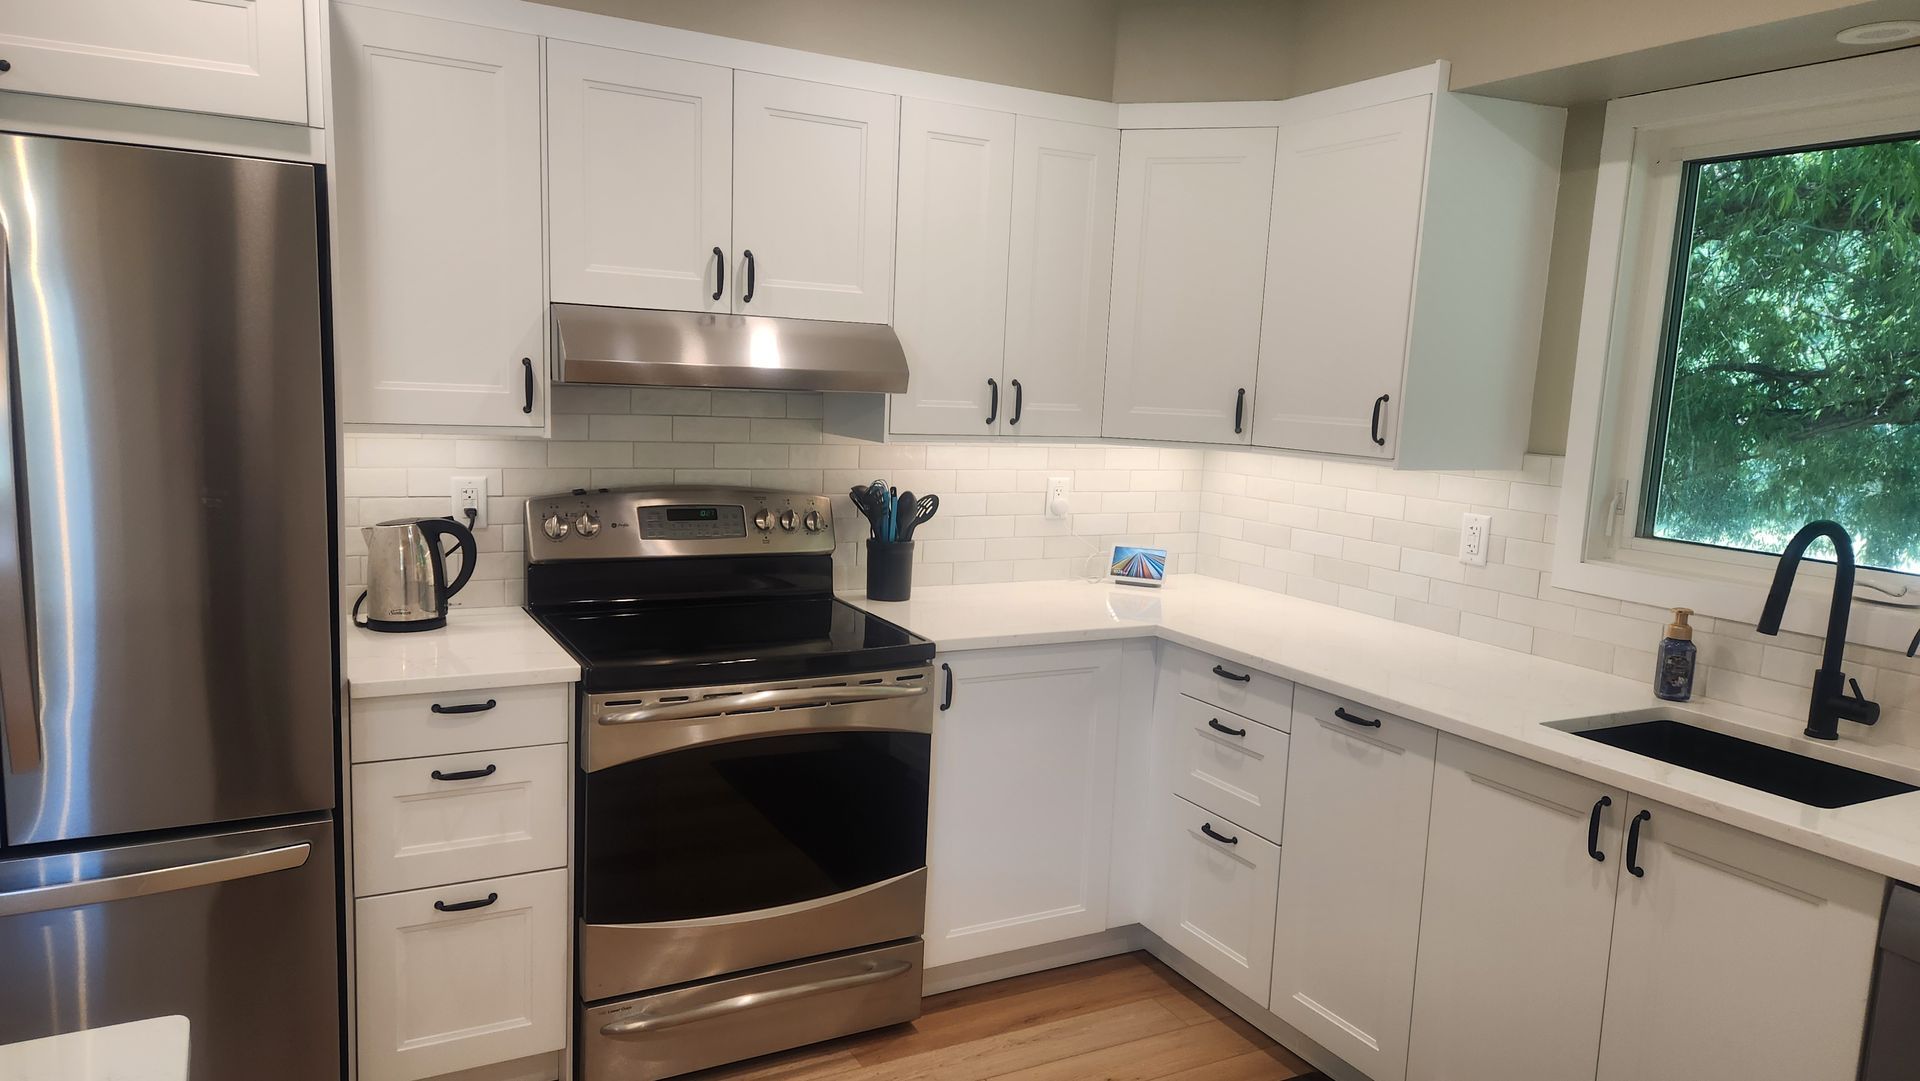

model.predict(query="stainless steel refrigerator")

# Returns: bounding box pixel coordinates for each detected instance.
[0,133,339,1078]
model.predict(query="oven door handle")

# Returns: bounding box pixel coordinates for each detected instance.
[597,683,925,726]
[598,959,914,1037]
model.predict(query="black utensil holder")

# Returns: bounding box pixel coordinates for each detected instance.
[866,540,915,601]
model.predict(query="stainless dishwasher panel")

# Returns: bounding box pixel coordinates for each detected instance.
[1862,882,1920,1080]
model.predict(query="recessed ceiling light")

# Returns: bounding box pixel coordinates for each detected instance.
[1836,20,1920,46]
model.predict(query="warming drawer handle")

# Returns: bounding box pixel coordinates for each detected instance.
[0,843,311,918]
[598,683,925,725]
[598,959,914,1037]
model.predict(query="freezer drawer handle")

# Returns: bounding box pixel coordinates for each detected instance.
[598,959,913,1037]
[598,683,924,725]
[430,764,497,782]
[434,892,499,913]
[0,843,311,918]
[430,699,497,715]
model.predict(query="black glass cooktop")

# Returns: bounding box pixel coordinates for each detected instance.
[531,595,934,692]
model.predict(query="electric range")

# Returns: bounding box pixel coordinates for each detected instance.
[524,486,935,1081]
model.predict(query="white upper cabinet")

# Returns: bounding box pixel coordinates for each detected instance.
[889,99,1017,436]
[332,6,545,428]
[1254,96,1430,460]
[0,0,311,124]
[1595,797,1883,1081]
[1001,117,1119,438]
[1104,127,1276,445]
[546,41,732,312]
[732,72,898,323]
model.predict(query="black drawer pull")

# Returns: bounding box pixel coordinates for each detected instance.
[430,699,497,715]
[1626,809,1651,878]
[431,764,497,782]
[940,663,954,712]
[1212,664,1251,683]
[1009,379,1024,426]
[1586,795,1612,862]
[1233,387,1246,435]
[1200,823,1239,845]
[434,892,499,913]
[1334,706,1382,728]
[1370,393,1389,446]
[1207,717,1247,738]
[985,378,999,426]
[742,249,756,303]
[710,246,724,302]
[522,357,534,414]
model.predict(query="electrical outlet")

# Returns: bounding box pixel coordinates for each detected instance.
[1045,476,1071,519]
[450,475,488,529]
[1459,512,1491,566]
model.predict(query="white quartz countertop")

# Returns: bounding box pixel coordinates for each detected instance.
[845,576,1920,886]
[345,606,579,699]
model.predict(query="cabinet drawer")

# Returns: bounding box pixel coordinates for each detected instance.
[1166,644,1292,732]
[1172,695,1288,842]
[1157,795,1281,1006]
[352,744,568,897]
[350,683,569,763]
[355,868,568,1081]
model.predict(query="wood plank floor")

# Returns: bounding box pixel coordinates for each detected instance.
[688,952,1325,1081]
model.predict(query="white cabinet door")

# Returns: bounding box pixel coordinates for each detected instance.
[332,6,545,428]
[925,643,1120,968]
[546,41,732,311]
[1156,795,1281,1004]
[732,72,897,323]
[1001,117,1119,438]
[1253,96,1431,459]
[1103,127,1275,445]
[351,744,569,898]
[1407,736,1623,1081]
[889,99,1015,436]
[1595,797,1883,1081]
[0,0,310,123]
[355,868,568,1081]
[1270,688,1435,1081]
[1170,694,1288,844]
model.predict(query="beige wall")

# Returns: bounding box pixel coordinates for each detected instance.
[1111,0,1293,103]
[528,0,1119,100]
[1526,103,1604,455]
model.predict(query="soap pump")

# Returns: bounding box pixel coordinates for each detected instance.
[1654,607,1697,702]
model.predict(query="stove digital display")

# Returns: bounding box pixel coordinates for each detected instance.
[639,504,747,540]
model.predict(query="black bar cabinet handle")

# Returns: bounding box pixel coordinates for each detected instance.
[431,764,498,782]
[1234,387,1246,435]
[1200,823,1239,846]
[521,358,534,414]
[434,892,499,913]
[940,663,954,712]
[742,249,755,303]
[1212,664,1250,683]
[711,246,724,302]
[1009,379,1023,426]
[1586,795,1612,862]
[1626,809,1651,878]
[430,699,497,715]
[985,378,999,426]
[1334,706,1382,728]
[1370,393,1389,446]
[1207,717,1247,738]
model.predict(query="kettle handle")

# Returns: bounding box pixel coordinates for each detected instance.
[418,517,478,603]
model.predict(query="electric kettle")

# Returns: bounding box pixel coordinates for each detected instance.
[355,516,478,632]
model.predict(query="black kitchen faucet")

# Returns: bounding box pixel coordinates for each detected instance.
[1757,520,1880,740]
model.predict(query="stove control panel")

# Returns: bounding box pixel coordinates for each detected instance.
[526,486,834,562]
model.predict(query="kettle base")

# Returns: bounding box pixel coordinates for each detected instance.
[361,615,448,633]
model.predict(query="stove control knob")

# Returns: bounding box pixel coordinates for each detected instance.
[778,509,797,532]
[754,508,773,532]
[803,510,822,533]
[542,512,569,540]
[573,511,600,538]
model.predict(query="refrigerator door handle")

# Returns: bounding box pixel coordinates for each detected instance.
[0,219,40,775]
[0,842,311,918]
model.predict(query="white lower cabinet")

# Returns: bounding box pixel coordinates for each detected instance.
[1171,694,1288,844]
[1594,797,1882,1081]
[355,868,569,1081]
[1270,688,1435,1081]
[351,743,569,897]
[1157,794,1281,1004]
[1407,736,1624,1081]
[924,643,1121,967]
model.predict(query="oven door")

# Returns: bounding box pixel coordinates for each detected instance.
[580,667,932,1000]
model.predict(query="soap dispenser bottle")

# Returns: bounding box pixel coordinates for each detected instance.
[1654,607,1697,702]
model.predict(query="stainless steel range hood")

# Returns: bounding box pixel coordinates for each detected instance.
[552,304,909,394]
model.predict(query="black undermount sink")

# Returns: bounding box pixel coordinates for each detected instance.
[1562,717,1918,808]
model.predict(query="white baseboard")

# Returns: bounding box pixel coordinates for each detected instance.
[1139,932,1366,1081]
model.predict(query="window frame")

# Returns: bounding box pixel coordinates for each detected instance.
[1556,49,1920,650]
